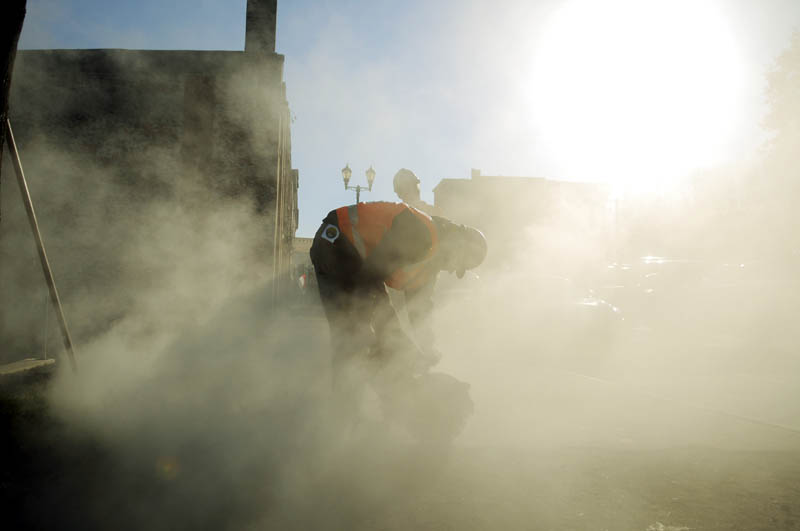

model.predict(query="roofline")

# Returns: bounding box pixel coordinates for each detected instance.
[433,175,610,192]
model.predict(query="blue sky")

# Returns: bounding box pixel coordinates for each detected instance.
[18,0,800,236]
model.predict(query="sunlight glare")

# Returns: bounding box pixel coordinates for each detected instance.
[528,0,745,195]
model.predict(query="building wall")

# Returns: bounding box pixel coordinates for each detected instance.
[434,169,611,271]
[0,0,297,361]
[291,237,313,270]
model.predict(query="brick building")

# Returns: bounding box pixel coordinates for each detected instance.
[0,0,298,360]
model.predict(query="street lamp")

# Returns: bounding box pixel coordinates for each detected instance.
[341,163,376,203]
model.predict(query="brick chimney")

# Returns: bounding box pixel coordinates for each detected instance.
[245,0,277,54]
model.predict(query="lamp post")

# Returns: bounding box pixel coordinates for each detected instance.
[341,163,376,203]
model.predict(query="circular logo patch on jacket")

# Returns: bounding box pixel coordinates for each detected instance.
[321,224,340,243]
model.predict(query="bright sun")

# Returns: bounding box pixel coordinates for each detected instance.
[528,0,745,195]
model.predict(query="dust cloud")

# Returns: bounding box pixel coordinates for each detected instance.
[426,40,800,449]
[4,24,800,531]
[1,48,484,531]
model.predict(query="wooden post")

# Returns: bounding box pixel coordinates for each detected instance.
[5,119,78,372]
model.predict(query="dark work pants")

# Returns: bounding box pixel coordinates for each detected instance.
[310,218,418,388]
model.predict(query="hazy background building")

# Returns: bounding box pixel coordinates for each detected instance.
[434,168,611,274]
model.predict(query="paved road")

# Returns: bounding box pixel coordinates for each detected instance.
[4,301,800,530]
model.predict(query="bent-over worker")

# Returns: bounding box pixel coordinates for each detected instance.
[310,201,486,385]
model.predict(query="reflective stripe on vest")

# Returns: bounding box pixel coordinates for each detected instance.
[335,202,438,290]
[347,204,368,257]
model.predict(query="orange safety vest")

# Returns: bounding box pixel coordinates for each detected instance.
[335,202,439,290]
